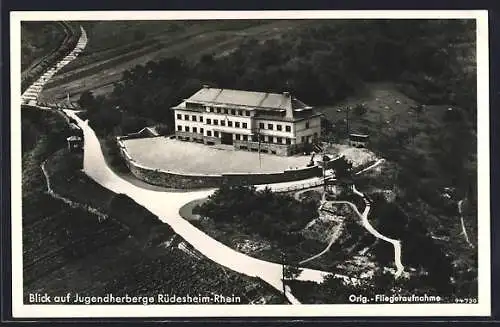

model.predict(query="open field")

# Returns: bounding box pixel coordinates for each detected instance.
[317,83,419,138]
[317,82,460,141]
[39,20,305,101]
[122,137,311,174]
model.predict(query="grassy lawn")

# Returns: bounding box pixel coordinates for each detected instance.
[179,198,207,221]
[122,137,311,175]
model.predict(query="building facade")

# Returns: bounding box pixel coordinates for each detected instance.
[348,133,369,148]
[171,86,322,156]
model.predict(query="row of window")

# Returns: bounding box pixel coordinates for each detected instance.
[207,107,251,116]
[255,135,292,145]
[177,125,293,145]
[177,114,204,122]
[206,119,248,128]
[175,114,299,133]
[258,122,292,132]
[175,114,250,129]
[299,133,319,144]
[178,125,205,134]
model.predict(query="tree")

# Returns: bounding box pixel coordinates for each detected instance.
[283,264,302,281]
[352,103,367,116]
[331,156,353,179]
[77,90,96,110]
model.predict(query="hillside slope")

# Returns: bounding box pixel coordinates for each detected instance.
[21,22,66,71]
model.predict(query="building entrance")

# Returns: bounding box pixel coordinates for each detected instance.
[221,132,233,145]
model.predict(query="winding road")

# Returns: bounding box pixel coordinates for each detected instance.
[66,110,344,303]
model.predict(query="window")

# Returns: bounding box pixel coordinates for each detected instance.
[177,114,181,119]
[224,109,228,114]
[200,128,204,134]
[185,126,189,132]
[301,136,305,143]
[235,134,240,140]
[214,131,219,137]
[235,122,240,128]
[305,121,310,129]
[177,125,182,131]
[200,116,203,122]
[193,127,197,133]
[206,119,211,125]
[221,120,226,126]
[184,115,189,120]
[237,110,242,116]
[214,119,219,126]
[245,111,250,116]
[242,122,247,128]
[207,131,212,136]
[277,124,282,131]
[231,109,236,115]
[216,108,221,113]
[191,115,196,121]
[286,138,291,145]
[242,135,247,141]
[265,136,270,143]
[277,137,282,143]
[228,121,233,127]
[285,125,291,132]
[259,123,264,129]
[268,123,273,130]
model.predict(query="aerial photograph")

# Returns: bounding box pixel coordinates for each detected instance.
[20,17,479,306]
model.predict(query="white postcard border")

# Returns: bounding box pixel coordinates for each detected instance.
[10,10,491,318]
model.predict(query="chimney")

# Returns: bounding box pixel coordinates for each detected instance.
[283,91,293,119]
[202,84,209,89]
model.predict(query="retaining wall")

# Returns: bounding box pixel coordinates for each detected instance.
[117,138,322,189]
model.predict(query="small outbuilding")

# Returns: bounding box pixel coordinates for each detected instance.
[67,135,83,152]
[349,133,369,148]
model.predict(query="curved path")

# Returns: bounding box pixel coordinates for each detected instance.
[458,199,474,248]
[328,186,404,278]
[299,223,343,265]
[41,159,108,222]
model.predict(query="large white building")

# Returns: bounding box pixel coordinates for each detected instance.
[171,86,322,156]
